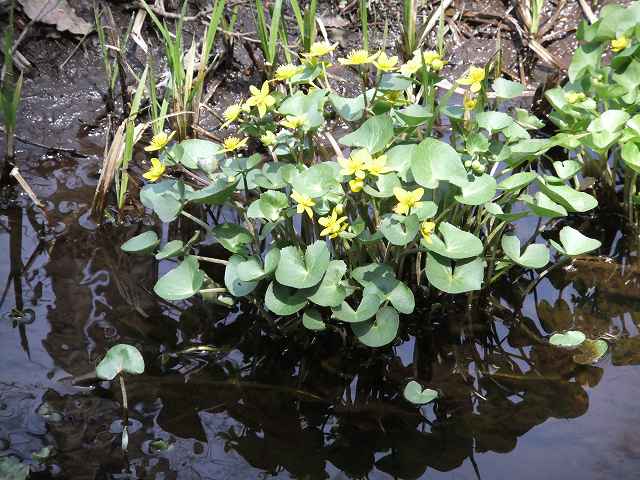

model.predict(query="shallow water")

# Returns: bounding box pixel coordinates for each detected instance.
[3,24,640,480]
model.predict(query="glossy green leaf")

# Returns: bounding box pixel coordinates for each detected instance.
[476,111,513,133]
[275,240,330,288]
[403,381,439,404]
[224,255,258,296]
[140,180,183,222]
[291,163,340,198]
[211,224,253,254]
[621,142,640,174]
[492,78,524,99]
[154,256,204,300]
[96,344,145,380]
[264,281,308,315]
[351,306,399,347]
[249,162,288,189]
[497,171,537,191]
[351,263,415,314]
[339,114,394,153]
[411,138,467,188]
[455,173,497,205]
[552,160,582,180]
[236,248,280,282]
[331,287,384,323]
[549,226,601,256]
[185,177,238,205]
[568,42,603,82]
[425,253,485,294]
[278,89,327,128]
[304,260,350,307]
[247,191,289,222]
[329,91,368,121]
[170,139,223,171]
[363,172,401,198]
[520,192,568,218]
[121,231,159,254]
[380,214,419,246]
[397,104,432,127]
[501,235,550,269]
[386,144,416,182]
[484,202,528,221]
[422,222,483,259]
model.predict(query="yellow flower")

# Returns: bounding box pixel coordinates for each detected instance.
[143,158,166,182]
[431,58,445,71]
[420,220,436,243]
[280,114,307,130]
[144,131,175,152]
[458,66,486,93]
[400,57,421,76]
[319,208,348,238]
[338,49,379,66]
[221,103,243,128]
[565,91,586,104]
[464,96,477,111]
[611,36,630,53]
[222,136,249,153]
[393,186,424,215]
[349,178,364,192]
[373,51,398,72]
[260,131,277,146]
[364,154,390,176]
[245,81,276,117]
[291,190,315,219]
[275,63,303,81]
[303,41,338,59]
[338,149,368,179]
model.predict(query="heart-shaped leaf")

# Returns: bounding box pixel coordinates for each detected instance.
[492,78,524,99]
[549,330,586,348]
[380,214,419,246]
[236,248,281,282]
[411,138,467,188]
[351,306,399,347]
[170,139,223,170]
[264,281,308,315]
[275,240,330,288]
[249,162,288,189]
[621,142,640,174]
[304,260,350,307]
[291,163,340,198]
[501,235,550,269]
[154,256,204,301]
[455,173,497,205]
[425,253,485,294]
[403,380,439,404]
[552,160,582,180]
[537,180,598,213]
[485,202,528,222]
[140,180,184,222]
[520,192,568,218]
[96,344,145,380]
[211,224,253,254]
[247,191,289,222]
[185,177,238,205]
[422,222,483,259]
[476,111,513,133]
[331,287,384,323]
[351,263,415,314]
[550,226,601,256]
[339,114,394,153]
[363,172,401,198]
[224,255,258,297]
[121,231,159,254]
[497,171,537,191]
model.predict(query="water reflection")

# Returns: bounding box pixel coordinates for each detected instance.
[2,151,640,479]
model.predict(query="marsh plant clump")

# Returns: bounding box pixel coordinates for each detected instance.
[112,1,640,397]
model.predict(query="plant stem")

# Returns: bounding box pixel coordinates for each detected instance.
[199,287,228,294]
[180,210,210,231]
[194,256,228,265]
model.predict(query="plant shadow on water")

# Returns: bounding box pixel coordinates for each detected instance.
[2,153,640,479]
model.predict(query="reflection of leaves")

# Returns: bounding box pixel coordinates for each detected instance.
[537,299,572,333]
[612,336,640,365]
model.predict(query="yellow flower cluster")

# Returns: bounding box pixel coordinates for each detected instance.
[458,66,486,93]
[338,148,390,192]
[291,190,316,219]
[302,41,338,61]
[399,50,446,76]
[393,187,424,215]
[611,36,630,53]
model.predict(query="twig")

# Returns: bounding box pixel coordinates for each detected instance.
[59,30,90,69]
[578,0,598,24]
[417,0,454,49]
[0,126,88,156]
[10,167,45,208]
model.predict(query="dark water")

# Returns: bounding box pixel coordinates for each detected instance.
[3,35,640,480]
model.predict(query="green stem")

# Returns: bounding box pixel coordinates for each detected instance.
[181,210,210,231]
[194,256,229,265]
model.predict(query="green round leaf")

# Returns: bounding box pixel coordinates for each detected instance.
[520,192,568,218]
[485,202,528,222]
[351,263,414,314]
[275,240,330,289]
[291,163,340,199]
[140,180,184,222]
[211,224,253,254]
[411,138,467,189]
[422,222,483,259]
[455,173,497,206]
[236,248,280,282]
[492,78,524,99]
[380,214,419,246]
[264,281,308,315]
[621,142,640,174]
[302,308,326,331]
[351,306,399,348]
[331,287,384,323]
[96,344,145,380]
[552,160,582,180]
[549,330,586,348]
[224,255,258,297]
[362,172,401,198]
[186,177,238,205]
[249,162,288,189]
[403,380,439,405]
[476,111,514,133]
[170,139,223,170]
[247,191,289,222]
[497,171,537,191]
[339,114,394,154]
[501,235,550,269]
[425,253,485,294]
[553,226,601,256]
[154,256,204,301]
[121,231,159,254]
[304,260,350,307]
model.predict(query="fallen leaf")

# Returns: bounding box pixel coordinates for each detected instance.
[18,0,92,35]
